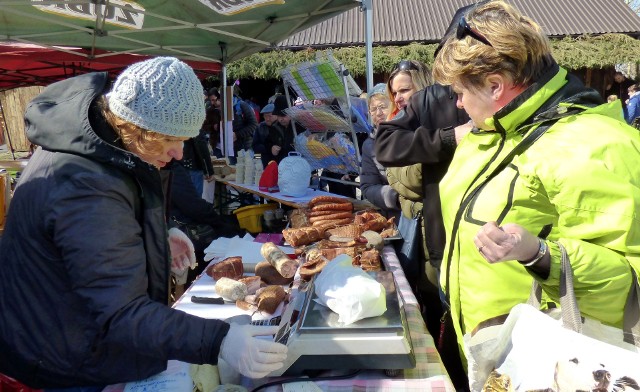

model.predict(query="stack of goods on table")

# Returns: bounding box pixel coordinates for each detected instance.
[283,195,399,281]
[206,242,296,314]
[211,158,235,180]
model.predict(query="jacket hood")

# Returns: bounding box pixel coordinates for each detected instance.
[487,63,605,135]
[25,72,153,173]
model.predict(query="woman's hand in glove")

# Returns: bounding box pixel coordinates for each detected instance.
[168,227,197,274]
[219,324,288,379]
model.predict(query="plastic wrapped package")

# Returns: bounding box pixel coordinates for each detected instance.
[293,131,346,173]
[327,133,359,173]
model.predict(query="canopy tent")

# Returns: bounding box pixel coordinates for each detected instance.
[0,0,360,156]
[0,43,222,91]
[0,0,359,91]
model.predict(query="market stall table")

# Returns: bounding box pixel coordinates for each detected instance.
[214,176,375,211]
[105,246,456,392]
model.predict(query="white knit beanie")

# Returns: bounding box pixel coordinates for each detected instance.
[108,57,205,137]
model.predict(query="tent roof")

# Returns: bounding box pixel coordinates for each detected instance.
[0,43,221,91]
[0,0,359,90]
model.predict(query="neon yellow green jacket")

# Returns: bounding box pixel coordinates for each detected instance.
[440,64,640,359]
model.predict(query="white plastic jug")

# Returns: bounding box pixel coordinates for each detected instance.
[278,152,311,197]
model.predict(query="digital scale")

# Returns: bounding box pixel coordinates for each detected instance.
[268,270,415,376]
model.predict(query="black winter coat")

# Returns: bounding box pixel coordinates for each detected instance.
[375,84,469,268]
[233,99,258,152]
[0,72,229,388]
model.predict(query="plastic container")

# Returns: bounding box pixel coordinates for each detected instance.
[233,203,278,233]
[278,152,311,197]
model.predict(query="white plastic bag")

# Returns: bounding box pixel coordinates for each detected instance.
[465,304,640,391]
[465,241,640,390]
[313,254,386,325]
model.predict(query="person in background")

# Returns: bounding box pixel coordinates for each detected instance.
[267,84,284,104]
[359,83,400,220]
[0,57,287,391]
[179,130,214,197]
[433,0,640,377]
[202,104,223,158]
[252,103,288,167]
[208,87,221,111]
[386,59,433,119]
[208,87,258,164]
[376,58,471,388]
[167,161,245,288]
[245,95,261,122]
[607,94,619,103]
[269,95,297,162]
[605,71,635,108]
[626,83,639,125]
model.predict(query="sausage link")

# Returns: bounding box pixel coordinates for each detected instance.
[312,217,352,227]
[311,202,353,212]
[307,209,337,218]
[308,211,353,223]
[308,196,350,209]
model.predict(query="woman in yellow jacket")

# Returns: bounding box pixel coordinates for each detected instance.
[432,0,640,366]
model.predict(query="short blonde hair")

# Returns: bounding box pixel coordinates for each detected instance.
[100,96,175,158]
[433,0,553,91]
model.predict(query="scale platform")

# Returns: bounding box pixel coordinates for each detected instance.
[268,270,415,376]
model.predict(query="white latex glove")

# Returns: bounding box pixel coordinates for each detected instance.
[219,324,288,379]
[168,227,197,274]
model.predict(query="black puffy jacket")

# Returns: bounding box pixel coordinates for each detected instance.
[0,72,229,388]
[375,84,469,268]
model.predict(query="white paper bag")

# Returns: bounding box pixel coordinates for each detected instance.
[313,254,386,325]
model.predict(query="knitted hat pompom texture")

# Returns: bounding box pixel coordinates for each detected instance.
[108,56,205,138]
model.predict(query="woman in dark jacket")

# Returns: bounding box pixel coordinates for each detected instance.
[374,84,471,390]
[0,57,286,390]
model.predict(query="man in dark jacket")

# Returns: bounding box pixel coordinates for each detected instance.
[252,103,287,167]
[232,95,258,154]
[179,130,214,197]
[0,57,286,390]
[208,89,258,163]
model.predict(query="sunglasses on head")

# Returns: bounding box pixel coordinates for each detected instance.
[434,15,493,59]
[395,60,419,72]
[456,16,492,47]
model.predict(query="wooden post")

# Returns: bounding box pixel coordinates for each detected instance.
[0,86,44,152]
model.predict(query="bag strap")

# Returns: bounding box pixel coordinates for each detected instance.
[529,241,640,345]
[409,201,422,220]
